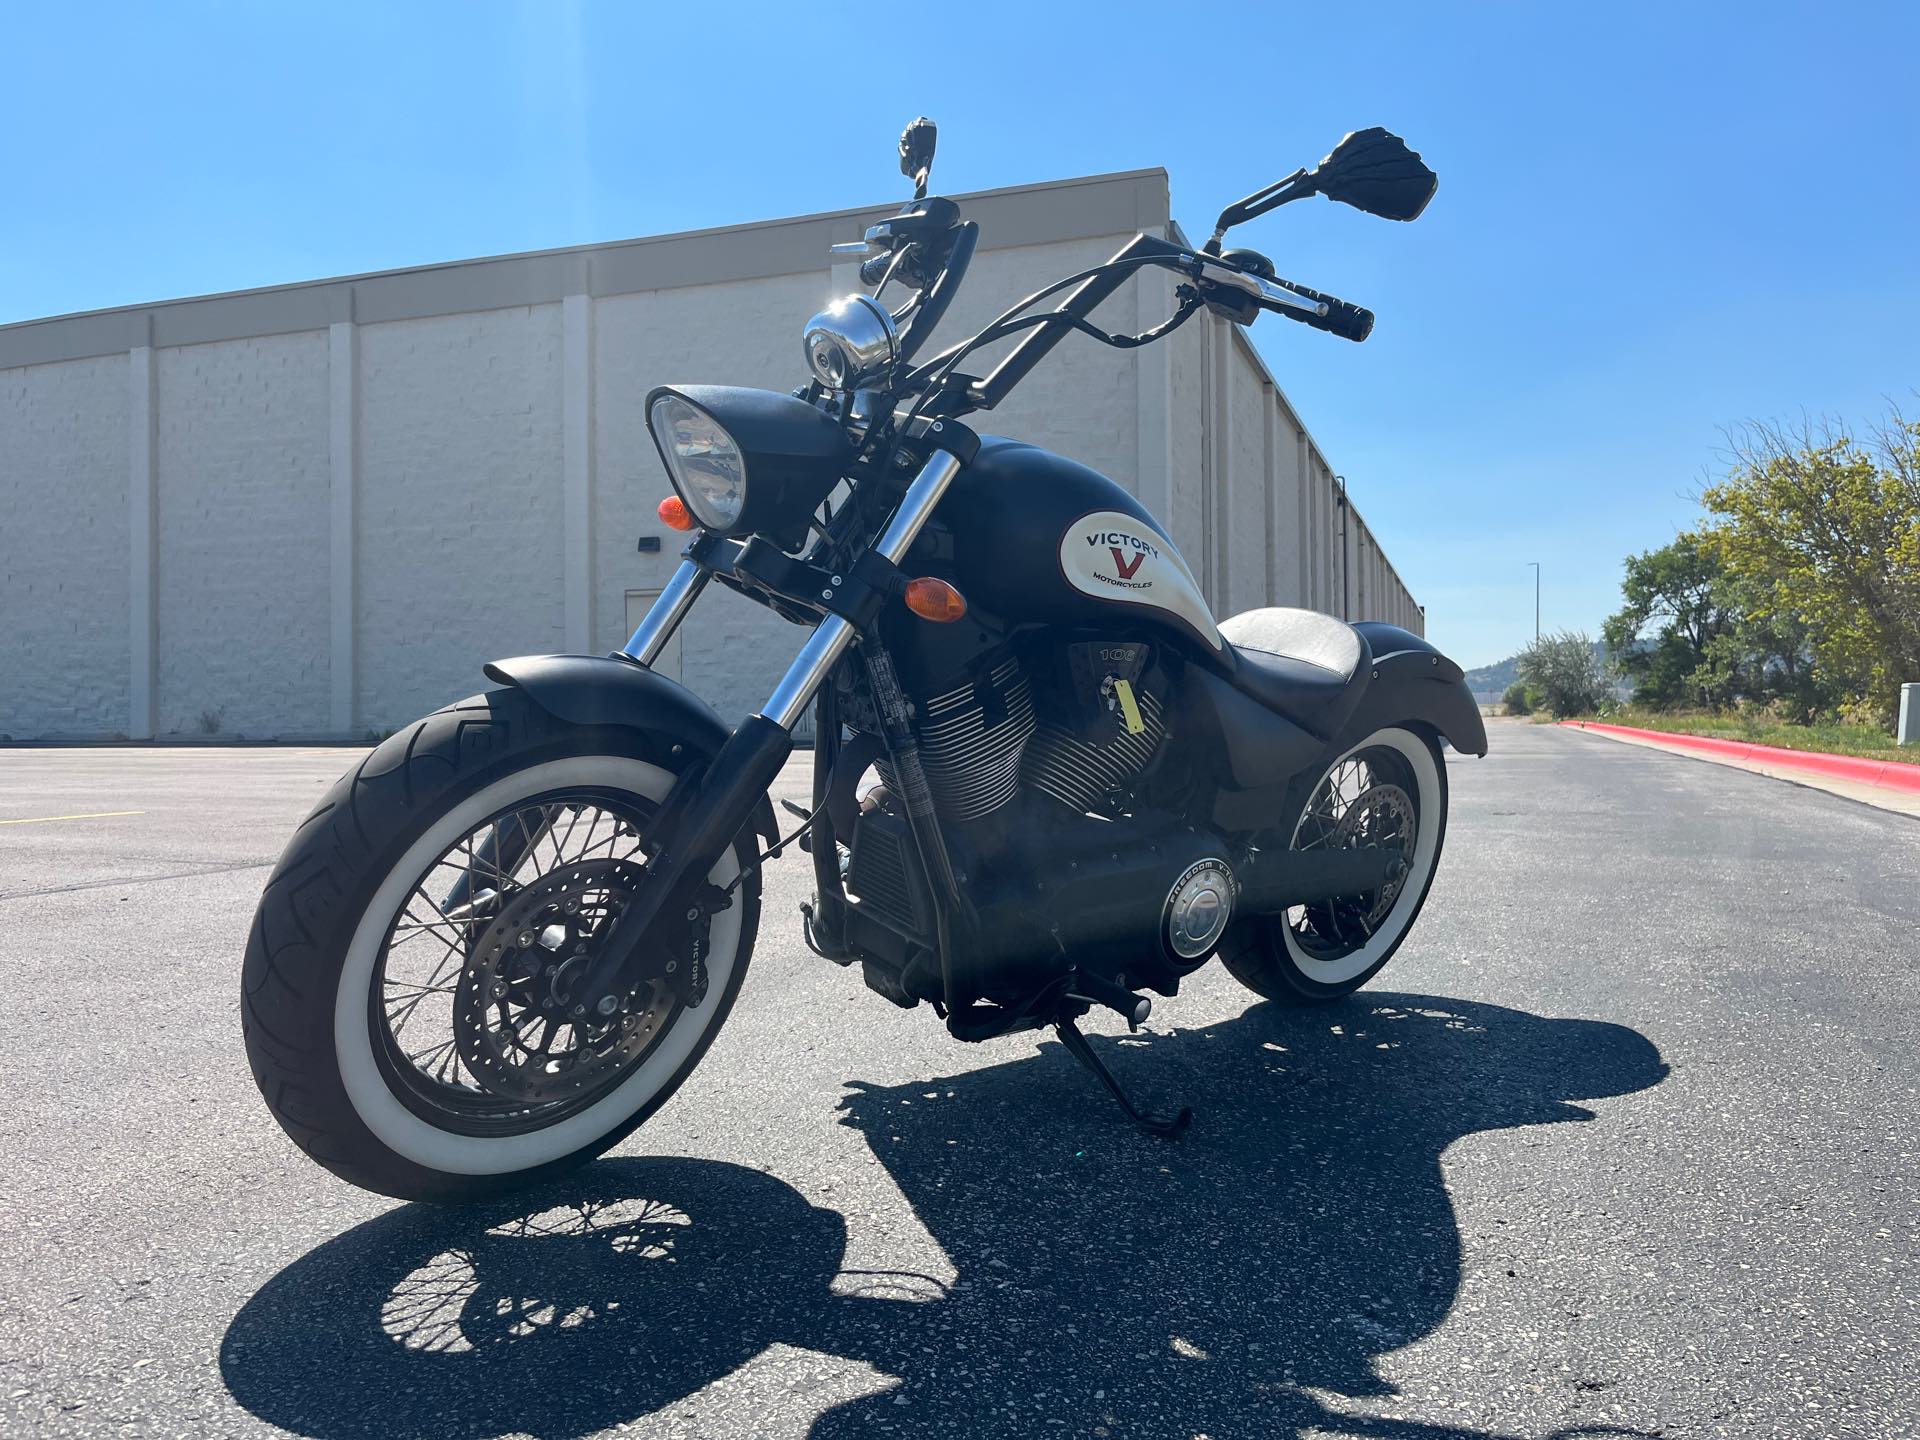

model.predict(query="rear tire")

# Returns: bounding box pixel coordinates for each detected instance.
[1221,724,1447,1006]
[241,689,760,1201]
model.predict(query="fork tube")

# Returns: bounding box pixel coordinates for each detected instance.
[623,560,709,665]
[756,446,965,730]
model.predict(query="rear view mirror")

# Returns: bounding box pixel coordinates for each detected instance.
[899,117,937,198]
[1306,128,1437,222]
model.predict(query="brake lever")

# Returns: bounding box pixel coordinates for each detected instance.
[1196,259,1328,319]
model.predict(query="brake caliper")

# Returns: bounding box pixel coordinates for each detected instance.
[666,883,735,1009]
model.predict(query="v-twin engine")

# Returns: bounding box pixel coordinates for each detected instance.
[847,639,1231,1004]
[906,643,1169,823]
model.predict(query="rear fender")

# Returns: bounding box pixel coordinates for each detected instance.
[1333,624,1489,759]
[482,653,781,848]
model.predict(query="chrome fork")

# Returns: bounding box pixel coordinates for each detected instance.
[758,446,965,729]
[623,444,967,734]
[622,559,710,666]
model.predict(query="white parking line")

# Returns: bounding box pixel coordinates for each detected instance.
[0,809,147,826]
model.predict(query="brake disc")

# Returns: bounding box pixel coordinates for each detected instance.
[453,858,674,1104]
[1329,781,1416,928]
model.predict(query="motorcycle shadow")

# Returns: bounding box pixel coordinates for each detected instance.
[220,993,1666,1440]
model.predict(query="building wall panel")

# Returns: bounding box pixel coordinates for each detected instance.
[357,304,565,730]
[1163,315,1206,571]
[155,331,330,735]
[0,354,129,734]
[1225,344,1270,617]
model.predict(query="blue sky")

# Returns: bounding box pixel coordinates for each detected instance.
[6,2,1916,667]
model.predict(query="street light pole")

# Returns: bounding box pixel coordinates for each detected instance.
[1527,562,1540,644]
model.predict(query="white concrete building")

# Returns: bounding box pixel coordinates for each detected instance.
[0,170,1421,741]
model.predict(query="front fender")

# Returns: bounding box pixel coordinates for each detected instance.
[1339,624,1488,757]
[482,653,780,847]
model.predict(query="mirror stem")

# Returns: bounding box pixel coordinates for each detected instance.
[1207,168,1311,254]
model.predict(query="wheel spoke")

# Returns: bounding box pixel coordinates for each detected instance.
[1285,745,1420,963]
[369,786,690,1134]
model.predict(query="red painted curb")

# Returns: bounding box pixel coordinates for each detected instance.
[1561,720,1920,795]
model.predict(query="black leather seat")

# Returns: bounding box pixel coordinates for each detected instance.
[1219,608,1373,741]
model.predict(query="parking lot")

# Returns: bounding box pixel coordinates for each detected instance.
[1,721,1915,1438]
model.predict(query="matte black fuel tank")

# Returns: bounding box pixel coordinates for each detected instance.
[929,438,1225,655]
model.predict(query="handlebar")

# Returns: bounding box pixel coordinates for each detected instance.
[896,221,977,365]
[1196,260,1373,343]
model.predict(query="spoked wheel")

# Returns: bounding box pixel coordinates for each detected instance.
[1221,724,1447,1004]
[242,689,760,1201]
[374,791,686,1137]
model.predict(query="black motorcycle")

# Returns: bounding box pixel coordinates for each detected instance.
[242,120,1485,1199]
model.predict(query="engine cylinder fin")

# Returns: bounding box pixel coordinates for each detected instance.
[890,656,1036,822]
[1024,689,1166,814]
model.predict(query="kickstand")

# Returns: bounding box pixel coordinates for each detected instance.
[1053,1017,1193,1138]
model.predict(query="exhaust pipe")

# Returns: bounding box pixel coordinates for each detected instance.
[1238,846,1400,913]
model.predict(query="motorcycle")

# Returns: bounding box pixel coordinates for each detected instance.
[242,120,1485,1200]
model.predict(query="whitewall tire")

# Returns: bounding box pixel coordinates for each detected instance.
[242,690,760,1201]
[1221,725,1448,1005]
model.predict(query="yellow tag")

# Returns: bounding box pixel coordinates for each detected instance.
[1113,678,1146,736]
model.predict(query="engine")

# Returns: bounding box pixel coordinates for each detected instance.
[843,636,1230,1008]
[903,638,1169,824]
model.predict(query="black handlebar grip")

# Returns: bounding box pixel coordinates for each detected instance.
[1308,298,1374,343]
[1274,280,1374,342]
[859,250,894,287]
[1295,295,1373,343]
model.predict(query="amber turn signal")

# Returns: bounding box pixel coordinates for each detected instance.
[657,495,695,531]
[903,577,967,623]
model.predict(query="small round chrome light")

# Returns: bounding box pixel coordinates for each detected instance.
[802,295,898,391]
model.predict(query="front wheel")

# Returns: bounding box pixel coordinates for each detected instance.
[1221,724,1447,1005]
[241,690,760,1201]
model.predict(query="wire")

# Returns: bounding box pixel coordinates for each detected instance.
[886,255,1206,443]
[724,796,828,895]
[901,249,1205,394]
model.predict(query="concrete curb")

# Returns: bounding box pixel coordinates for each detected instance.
[1560,720,1920,795]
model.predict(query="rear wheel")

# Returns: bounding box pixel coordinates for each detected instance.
[1221,724,1447,1005]
[242,690,759,1201]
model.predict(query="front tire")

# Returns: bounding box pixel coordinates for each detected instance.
[241,689,760,1201]
[1221,724,1447,1005]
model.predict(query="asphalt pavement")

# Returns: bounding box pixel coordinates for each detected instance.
[0,720,1915,1439]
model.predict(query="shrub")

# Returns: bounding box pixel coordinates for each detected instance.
[1501,680,1532,715]
[1516,631,1612,718]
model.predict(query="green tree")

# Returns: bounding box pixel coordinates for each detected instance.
[1602,532,1737,708]
[1702,406,1920,722]
[1603,533,1838,718]
[1516,630,1611,717]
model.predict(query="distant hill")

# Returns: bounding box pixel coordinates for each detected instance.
[1463,640,1623,702]
[1463,655,1519,699]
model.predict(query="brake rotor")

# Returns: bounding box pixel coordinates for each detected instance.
[1328,781,1416,928]
[453,858,674,1104]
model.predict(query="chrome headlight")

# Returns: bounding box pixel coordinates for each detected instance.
[802,295,898,391]
[648,393,746,529]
